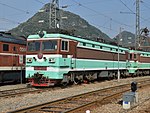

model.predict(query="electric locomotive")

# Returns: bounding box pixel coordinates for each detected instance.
[127,49,150,76]
[26,31,150,87]
[0,32,26,84]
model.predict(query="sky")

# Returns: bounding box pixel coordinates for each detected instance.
[0,0,150,38]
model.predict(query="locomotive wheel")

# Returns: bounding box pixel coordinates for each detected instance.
[83,80,89,84]
[61,82,68,87]
[74,78,81,85]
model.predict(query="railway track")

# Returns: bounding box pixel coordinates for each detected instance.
[7,79,150,113]
[0,85,66,98]
[0,88,43,98]
[0,77,149,98]
[122,96,150,113]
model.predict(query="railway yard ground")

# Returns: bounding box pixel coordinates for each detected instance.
[0,84,27,91]
[0,76,150,113]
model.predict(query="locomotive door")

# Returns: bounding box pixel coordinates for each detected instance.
[70,41,77,69]
[12,46,18,66]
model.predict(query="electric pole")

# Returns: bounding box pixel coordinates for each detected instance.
[49,0,60,29]
[135,0,140,50]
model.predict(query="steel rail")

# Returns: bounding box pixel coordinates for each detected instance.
[7,79,150,113]
[0,88,42,98]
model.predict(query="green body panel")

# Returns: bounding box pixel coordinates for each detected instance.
[74,59,127,70]
[26,69,68,79]
[128,69,136,73]
[139,63,150,69]
[26,56,71,79]
[26,57,72,67]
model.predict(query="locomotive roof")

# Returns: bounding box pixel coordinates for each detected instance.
[129,49,150,55]
[0,32,26,45]
[28,31,150,55]
[28,31,128,51]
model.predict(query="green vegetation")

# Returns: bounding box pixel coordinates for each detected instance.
[9,3,111,43]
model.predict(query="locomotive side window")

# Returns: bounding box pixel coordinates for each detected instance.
[27,41,40,51]
[92,44,95,48]
[42,40,57,51]
[3,44,9,51]
[13,46,16,51]
[61,40,68,51]
[83,43,86,46]
[130,54,132,60]
[134,54,136,59]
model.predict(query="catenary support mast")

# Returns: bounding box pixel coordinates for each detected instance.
[49,0,60,29]
[135,0,140,50]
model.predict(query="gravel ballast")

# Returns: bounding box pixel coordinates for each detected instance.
[0,76,150,113]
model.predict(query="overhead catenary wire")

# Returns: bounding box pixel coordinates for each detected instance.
[71,0,133,28]
[119,0,150,24]
[140,1,150,23]
[0,18,20,24]
[0,2,29,14]
[34,0,46,5]
[119,0,135,14]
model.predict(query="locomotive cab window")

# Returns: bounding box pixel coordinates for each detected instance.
[42,40,57,51]
[61,40,69,51]
[3,44,9,51]
[27,41,40,51]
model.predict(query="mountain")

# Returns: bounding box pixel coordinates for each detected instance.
[9,3,112,43]
[114,31,135,48]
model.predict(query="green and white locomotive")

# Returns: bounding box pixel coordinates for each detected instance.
[26,31,150,87]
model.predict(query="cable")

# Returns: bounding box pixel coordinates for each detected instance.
[0,2,29,14]
[34,0,46,4]
[0,18,20,24]
[119,0,150,25]
[71,0,133,28]
[119,0,135,14]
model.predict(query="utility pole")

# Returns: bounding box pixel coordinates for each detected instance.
[135,0,140,50]
[118,27,122,82]
[49,0,60,29]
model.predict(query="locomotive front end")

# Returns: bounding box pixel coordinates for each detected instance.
[26,32,64,87]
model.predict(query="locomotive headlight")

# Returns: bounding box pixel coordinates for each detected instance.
[49,58,55,63]
[27,58,33,63]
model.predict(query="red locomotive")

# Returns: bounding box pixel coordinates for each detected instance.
[0,32,26,84]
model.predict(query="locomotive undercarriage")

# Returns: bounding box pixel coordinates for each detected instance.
[28,69,150,87]
[61,70,129,86]
[135,69,150,76]
[0,70,25,84]
[61,69,150,86]
[28,73,62,87]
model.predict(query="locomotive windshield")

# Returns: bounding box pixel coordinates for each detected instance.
[42,40,57,51]
[27,41,40,51]
[27,40,58,52]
